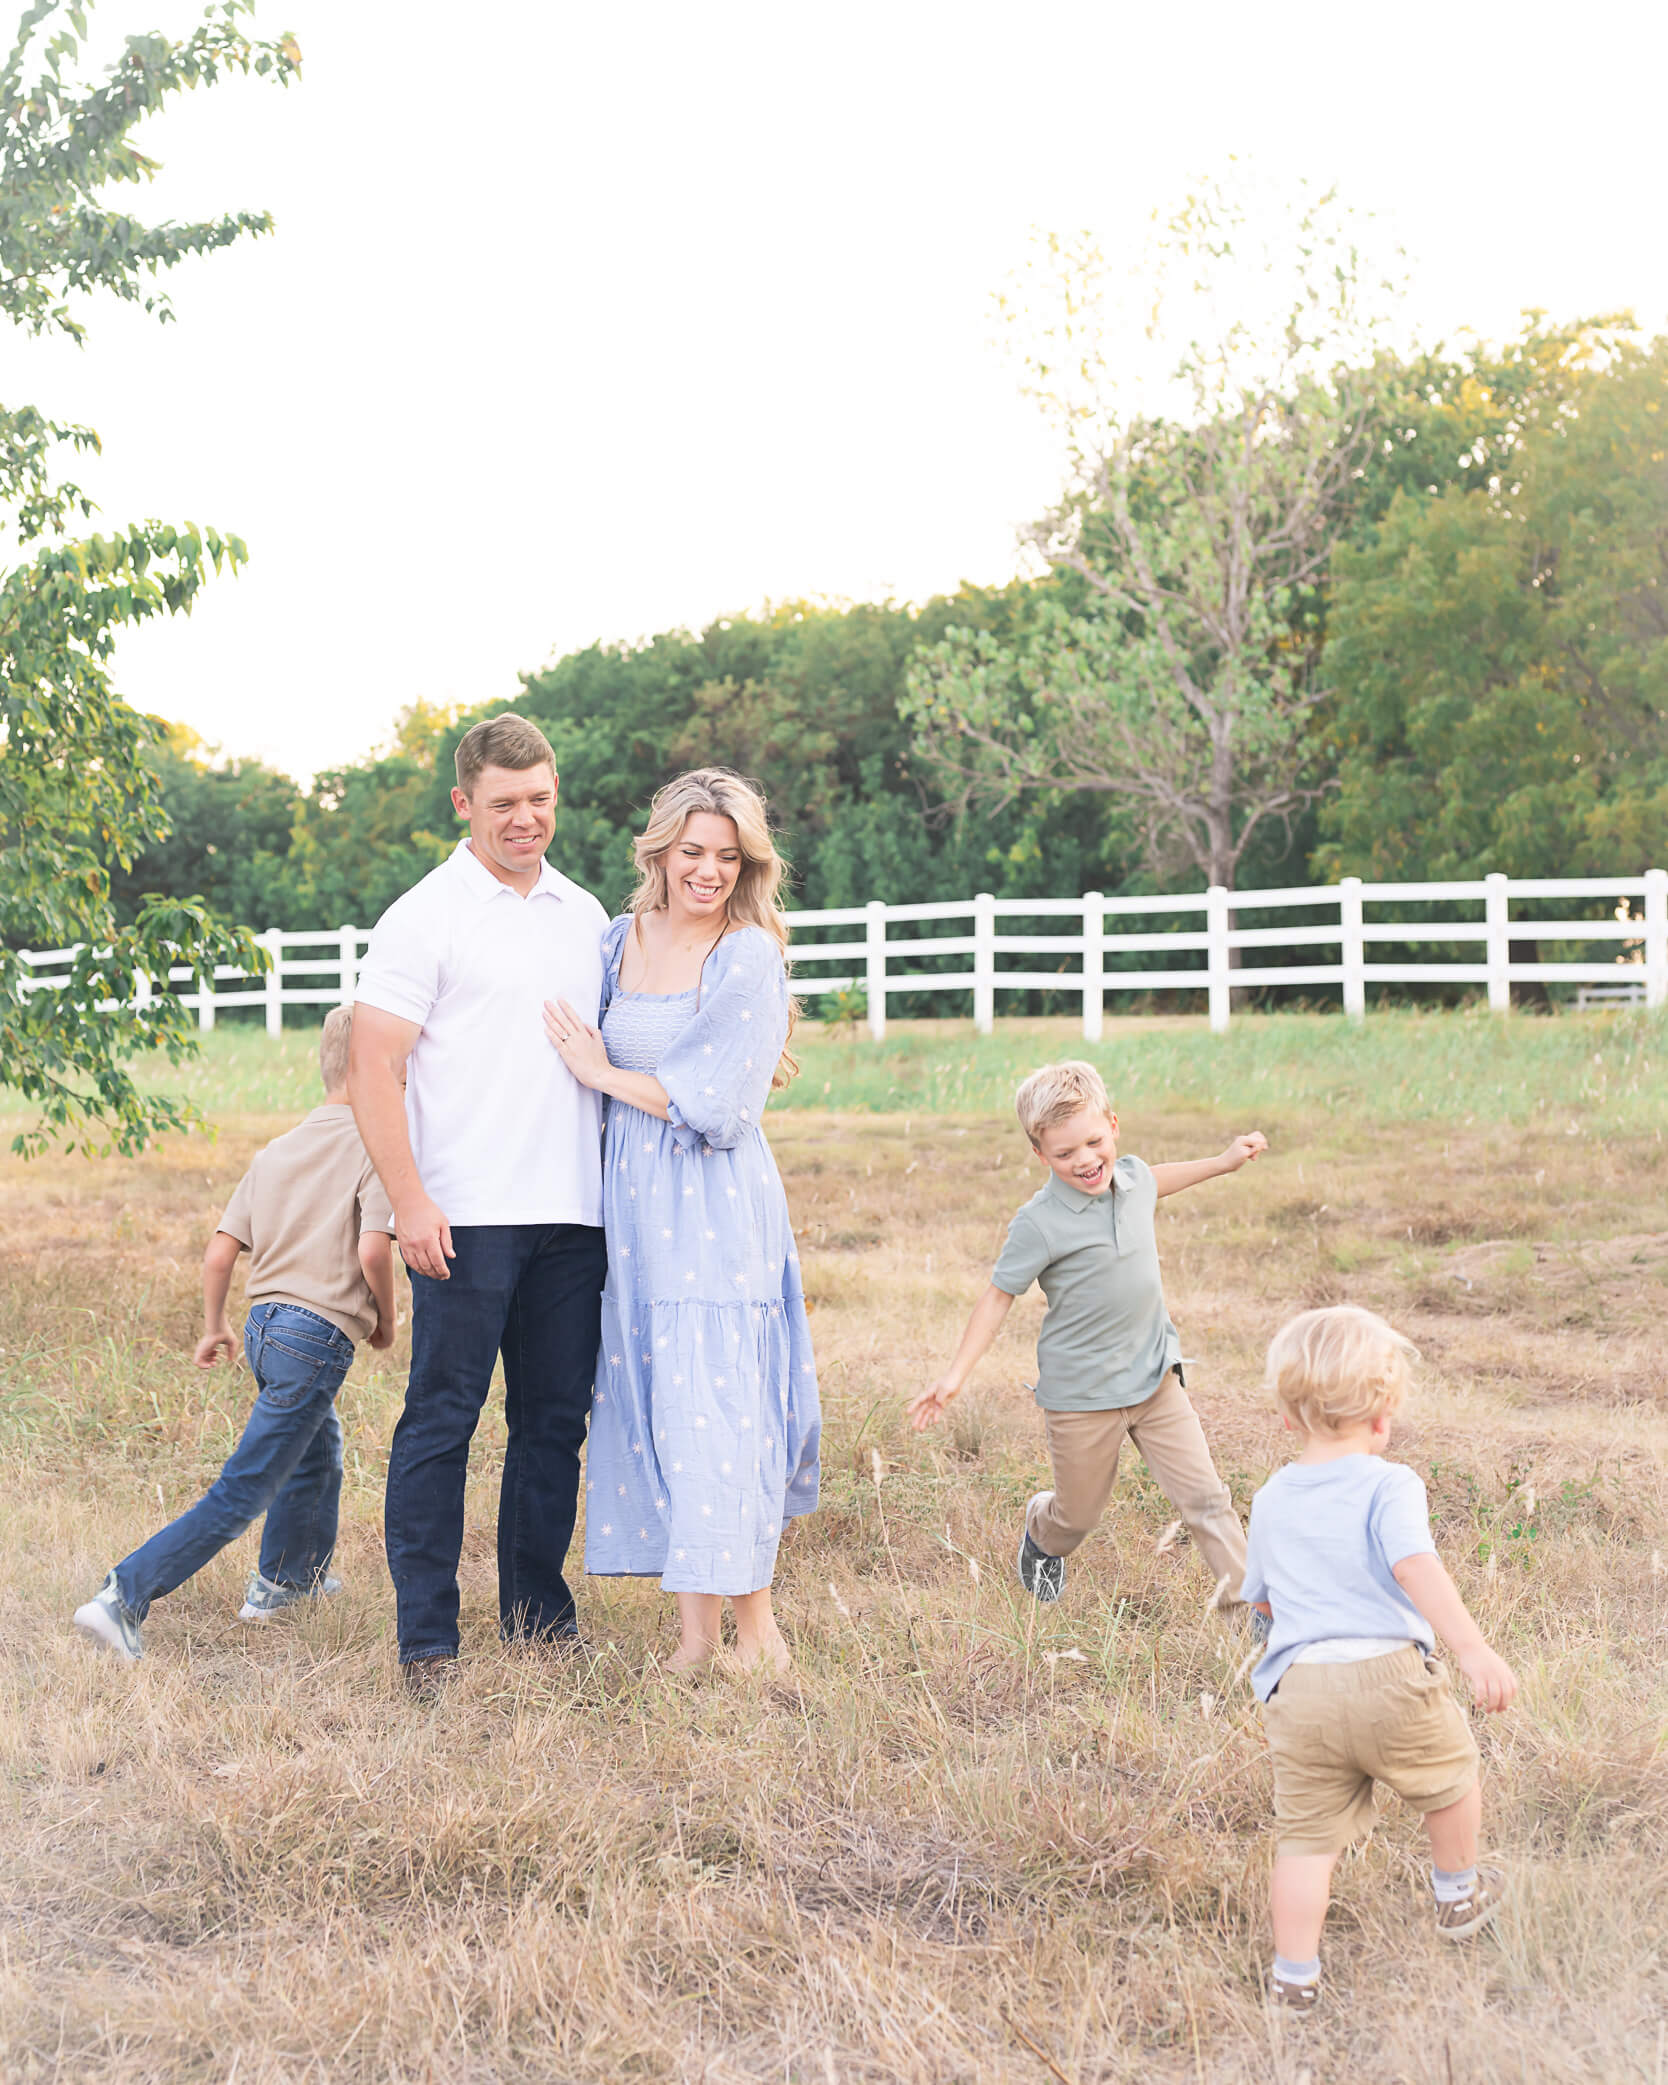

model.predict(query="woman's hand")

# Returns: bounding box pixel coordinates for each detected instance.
[543,997,611,1089]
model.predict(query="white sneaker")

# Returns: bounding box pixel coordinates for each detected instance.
[239,1568,343,1622]
[73,1572,143,1660]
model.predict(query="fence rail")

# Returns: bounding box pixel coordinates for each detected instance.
[15,872,1667,1038]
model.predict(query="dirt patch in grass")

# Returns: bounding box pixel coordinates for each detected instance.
[2,1103,1666,2080]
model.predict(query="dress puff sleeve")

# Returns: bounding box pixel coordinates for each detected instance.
[599,915,632,1017]
[657,925,790,1152]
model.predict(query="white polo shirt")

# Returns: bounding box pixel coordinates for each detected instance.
[355,840,608,1227]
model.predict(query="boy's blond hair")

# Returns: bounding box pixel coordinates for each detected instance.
[319,1004,354,1095]
[1014,1059,1112,1145]
[454,712,556,797]
[1265,1304,1417,1437]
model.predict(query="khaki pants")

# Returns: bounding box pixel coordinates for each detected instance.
[1026,1371,1248,1600]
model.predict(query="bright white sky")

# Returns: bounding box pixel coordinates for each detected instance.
[10,0,1666,782]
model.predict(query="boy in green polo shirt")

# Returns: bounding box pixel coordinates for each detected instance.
[907,1060,1268,1611]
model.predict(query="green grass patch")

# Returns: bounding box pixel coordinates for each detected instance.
[4,1005,1665,1140]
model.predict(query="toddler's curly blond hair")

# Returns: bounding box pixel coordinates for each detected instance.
[1265,1303,1417,1437]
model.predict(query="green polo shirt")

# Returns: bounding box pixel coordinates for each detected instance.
[990,1155,1181,1412]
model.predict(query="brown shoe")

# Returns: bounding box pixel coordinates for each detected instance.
[402,1651,457,1702]
[1434,1865,1510,1940]
[1269,1974,1320,2012]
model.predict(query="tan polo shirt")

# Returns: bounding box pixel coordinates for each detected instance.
[218,1105,394,1344]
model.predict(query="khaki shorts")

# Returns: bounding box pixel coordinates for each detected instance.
[1264,1646,1479,1857]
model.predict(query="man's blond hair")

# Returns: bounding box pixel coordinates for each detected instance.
[1265,1304,1417,1437]
[454,712,556,798]
[1014,1059,1112,1145]
[319,1004,355,1094]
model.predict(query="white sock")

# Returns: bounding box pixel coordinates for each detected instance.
[1272,1953,1320,1986]
[1431,1863,1477,1903]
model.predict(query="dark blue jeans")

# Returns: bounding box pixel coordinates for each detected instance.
[115,1302,352,1621]
[384,1223,606,1663]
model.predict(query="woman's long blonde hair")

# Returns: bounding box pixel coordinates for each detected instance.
[629,767,798,1086]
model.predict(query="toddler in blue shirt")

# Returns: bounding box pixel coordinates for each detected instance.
[1241,1304,1518,2011]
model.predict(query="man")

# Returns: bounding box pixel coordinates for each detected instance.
[350,712,608,1691]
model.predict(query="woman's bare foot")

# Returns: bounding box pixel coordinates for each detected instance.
[732,1627,791,1674]
[666,1640,718,1674]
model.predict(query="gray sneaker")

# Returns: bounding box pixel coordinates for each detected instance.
[73,1572,143,1661]
[239,1569,343,1622]
[1016,1495,1067,1603]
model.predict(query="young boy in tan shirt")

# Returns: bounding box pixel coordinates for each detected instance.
[73,1007,396,1660]
[908,1060,1267,1614]
[1242,1304,1517,2009]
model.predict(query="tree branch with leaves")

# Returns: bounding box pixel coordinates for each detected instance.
[0,0,299,1154]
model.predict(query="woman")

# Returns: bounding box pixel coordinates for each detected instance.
[543,769,820,1671]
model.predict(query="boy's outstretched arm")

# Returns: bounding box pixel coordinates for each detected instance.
[359,1231,398,1351]
[905,1285,1014,1430]
[195,1230,246,1368]
[1152,1131,1268,1199]
[1393,1551,1518,1712]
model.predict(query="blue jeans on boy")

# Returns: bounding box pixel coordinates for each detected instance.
[114,1302,353,1620]
[384,1223,606,1664]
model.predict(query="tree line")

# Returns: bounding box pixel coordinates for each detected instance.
[114,313,1668,930]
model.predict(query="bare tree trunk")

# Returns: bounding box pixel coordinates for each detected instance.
[1509,938,1552,1013]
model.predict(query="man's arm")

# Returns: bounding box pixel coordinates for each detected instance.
[905,1284,1016,1430]
[1151,1131,1268,1199]
[348,1004,454,1281]
[358,1230,398,1349]
[195,1230,246,1368]
[1392,1551,1518,1712]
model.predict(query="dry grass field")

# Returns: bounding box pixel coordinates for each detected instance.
[2,1017,1666,2082]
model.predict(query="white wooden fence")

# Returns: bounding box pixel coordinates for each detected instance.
[15,871,1667,1039]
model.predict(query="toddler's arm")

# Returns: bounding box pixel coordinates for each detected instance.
[906,1285,1014,1430]
[359,1230,398,1351]
[195,1230,246,1368]
[1152,1131,1267,1199]
[1392,1551,1518,1712]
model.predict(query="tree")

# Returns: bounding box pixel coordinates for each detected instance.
[0,0,299,1153]
[1316,332,1668,883]
[281,702,458,928]
[105,723,303,927]
[902,175,1399,892]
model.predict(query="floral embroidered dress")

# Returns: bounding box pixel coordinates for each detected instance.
[584,917,820,1595]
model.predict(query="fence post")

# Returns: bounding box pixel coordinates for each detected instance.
[1206,885,1231,1034]
[1645,867,1668,1010]
[1340,876,1365,1021]
[339,924,358,1005]
[133,968,153,1017]
[1081,890,1104,1043]
[1485,874,1510,1013]
[262,929,284,1037]
[973,891,995,1036]
[865,901,887,1043]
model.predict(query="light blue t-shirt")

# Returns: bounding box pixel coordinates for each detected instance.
[1240,1455,1438,1702]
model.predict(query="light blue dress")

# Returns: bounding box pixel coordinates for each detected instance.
[584,917,821,1595]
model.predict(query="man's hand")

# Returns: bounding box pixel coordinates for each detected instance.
[194,1322,237,1369]
[368,1314,397,1351]
[396,1195,455,1282]
[905,1376,963,1431]
[1221,1130,1268,1172]
[1457,1643,1518,1713]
